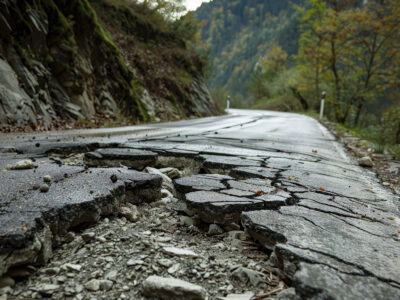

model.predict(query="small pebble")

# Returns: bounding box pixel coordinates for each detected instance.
[39,184,50,193]
[110,174,118,183]
[43,175,52,183]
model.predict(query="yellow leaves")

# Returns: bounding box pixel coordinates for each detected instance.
[22,225,28,231]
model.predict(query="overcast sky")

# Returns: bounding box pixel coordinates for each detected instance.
[184,0,210,11]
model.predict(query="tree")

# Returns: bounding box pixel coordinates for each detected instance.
[296,0,327,106]
[343,0,400,125]
[296,0,400,124]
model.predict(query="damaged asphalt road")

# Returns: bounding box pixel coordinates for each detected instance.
[0,109,399,299]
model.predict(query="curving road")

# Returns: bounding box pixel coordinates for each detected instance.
[1,109,399,299]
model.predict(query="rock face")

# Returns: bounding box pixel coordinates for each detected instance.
[0,0,219,128]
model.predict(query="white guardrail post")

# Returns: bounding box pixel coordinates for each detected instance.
[320,91,326,120]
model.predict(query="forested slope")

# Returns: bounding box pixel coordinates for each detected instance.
[195,0,302,101]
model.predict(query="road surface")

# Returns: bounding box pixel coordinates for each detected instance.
[1,109,399,299]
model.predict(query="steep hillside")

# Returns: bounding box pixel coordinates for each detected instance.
[0,0,218,130]
[195,0,302,99]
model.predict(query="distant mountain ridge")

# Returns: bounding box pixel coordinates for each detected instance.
[195,0,303,98]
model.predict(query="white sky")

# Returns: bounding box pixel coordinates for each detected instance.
[185,0,210,11]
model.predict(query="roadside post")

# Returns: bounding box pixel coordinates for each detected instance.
[226,95,230,111]
[320,91,326,120]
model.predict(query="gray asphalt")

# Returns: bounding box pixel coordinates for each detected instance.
[1,109,399,299]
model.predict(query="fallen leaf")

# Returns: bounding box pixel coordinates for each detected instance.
[312,149,318,153]
[256,190,263,196]
[319,187,325,192]
[22,225,28,231]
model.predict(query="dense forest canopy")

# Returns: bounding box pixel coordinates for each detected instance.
[195,0,302,105]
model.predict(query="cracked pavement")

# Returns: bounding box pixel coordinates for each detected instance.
[1,109,399,299]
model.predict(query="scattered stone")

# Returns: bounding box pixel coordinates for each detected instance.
[110,174,118,183]
[62,263,82,272]
[180,216,195,226]
[0,146,16,153]
[31,284,60,295]
[162,247,199,258]
[105,270,118,282]
[158,259,174,268]
[231,266,264,287]
[127,259,144,267]
[142,276,207,300]
[0,276,14,289]
[168,263,181,274]
[43,175,52,183]
[145,167,175,194]
[84,279,100,291]
[39,267,60,276]
[63,232,76,242]
[219,292,255,300]
[119,203,141,222]
[39,183,50,193]
[5,159,33,170]
[162,189,174,198]
[277,288,299,300]
[223,223,241,231]
[160,167,182,179]
[81,232,95,243]
[208,224,224,236]
[99,279,113,291]
[358,156,373,167]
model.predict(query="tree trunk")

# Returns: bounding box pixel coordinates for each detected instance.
[396,123,400,144]
[290,87,309,111]
[354,99,364,126]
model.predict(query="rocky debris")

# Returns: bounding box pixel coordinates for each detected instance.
[84,279,100,291]
[162,247,199,258]
[5,159,33,170]
[81,232,95,243]
[31,284,60,295]
[0,276,14,289]
[180,216,196,226]
[208,224,224,236]
[110,174,118,183]
[39,183,50,193]
[142,276,207,300]
[160,167,182,179]
[277,288,299,300]
[119,203,141,222]
[358,156,373,167]
[230,266,265,287]
[84,148,158,169]
[42,175,52,183]
[145,167,176,195]
[219,292,255,300]
[9,199,287,299]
